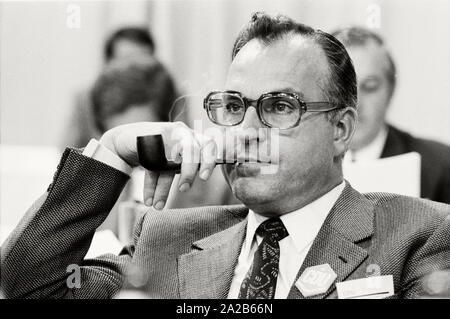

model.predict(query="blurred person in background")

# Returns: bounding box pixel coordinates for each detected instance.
[61,27,155,149]
[332,27,450,204]
[90,55,178,235]
[91,56,175,132]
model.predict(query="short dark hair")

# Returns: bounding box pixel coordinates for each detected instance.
[232,12,357,121]
[331,27,397,97]
[91,56,177,132]
[104,27,155,61]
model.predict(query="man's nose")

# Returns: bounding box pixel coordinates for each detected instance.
[235,107,267,143]
[241,106,265,129]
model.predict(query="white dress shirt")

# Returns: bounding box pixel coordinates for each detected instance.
[82,139,132,175]
[227,181,345,299]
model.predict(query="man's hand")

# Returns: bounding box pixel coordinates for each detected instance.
[99,121,217,209]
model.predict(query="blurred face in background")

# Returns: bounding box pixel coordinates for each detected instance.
[112,39,153,60]
[98,40,155,131]
[346,40,394,150]
[92,56,175,133]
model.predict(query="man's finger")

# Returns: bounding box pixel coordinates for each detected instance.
[153,171,176,210]
[199,138,217,180]
[143,170,159,206]
[177,137,201,192]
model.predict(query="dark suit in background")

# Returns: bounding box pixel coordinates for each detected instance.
[381,125,450,204]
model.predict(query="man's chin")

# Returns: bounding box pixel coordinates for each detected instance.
[223,163,281,203]
[229,175,275,205]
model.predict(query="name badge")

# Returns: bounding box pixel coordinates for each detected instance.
[336,275,394,299]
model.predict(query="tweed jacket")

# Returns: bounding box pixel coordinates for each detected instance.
[1,148,450,299]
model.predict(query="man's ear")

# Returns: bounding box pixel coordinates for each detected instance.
[333,107,358,158]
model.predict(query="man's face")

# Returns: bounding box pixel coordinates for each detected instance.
[222,35,339,216]
[346,40,393,150]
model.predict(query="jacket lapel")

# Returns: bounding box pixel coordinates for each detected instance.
[288,183,375,299]
[177,207,248,299]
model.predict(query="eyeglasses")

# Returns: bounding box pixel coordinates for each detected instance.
[203,91,338,130]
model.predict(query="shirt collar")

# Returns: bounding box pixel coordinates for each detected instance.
[245,181,345,253]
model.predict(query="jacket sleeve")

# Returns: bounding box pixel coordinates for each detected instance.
[0,148,142,299]
[402,213,450,298]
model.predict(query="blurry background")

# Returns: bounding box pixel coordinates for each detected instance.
[1,0,449,147]
[1,0,449,239]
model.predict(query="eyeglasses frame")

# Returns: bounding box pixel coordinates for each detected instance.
[204,90,340,130]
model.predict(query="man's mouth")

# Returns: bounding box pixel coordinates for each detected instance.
[234,162,264,176]
[218,154,275,165]
[235,154,272,164]
[233,158,278,177]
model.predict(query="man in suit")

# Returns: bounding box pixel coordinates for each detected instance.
[332,27,450,204]
[2,13,450,299]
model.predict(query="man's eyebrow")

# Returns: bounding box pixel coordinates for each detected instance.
[272,87,305,98]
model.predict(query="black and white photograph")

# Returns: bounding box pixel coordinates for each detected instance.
[0,0,449,305]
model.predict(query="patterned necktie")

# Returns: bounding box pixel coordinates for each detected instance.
[238,217,289,299]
